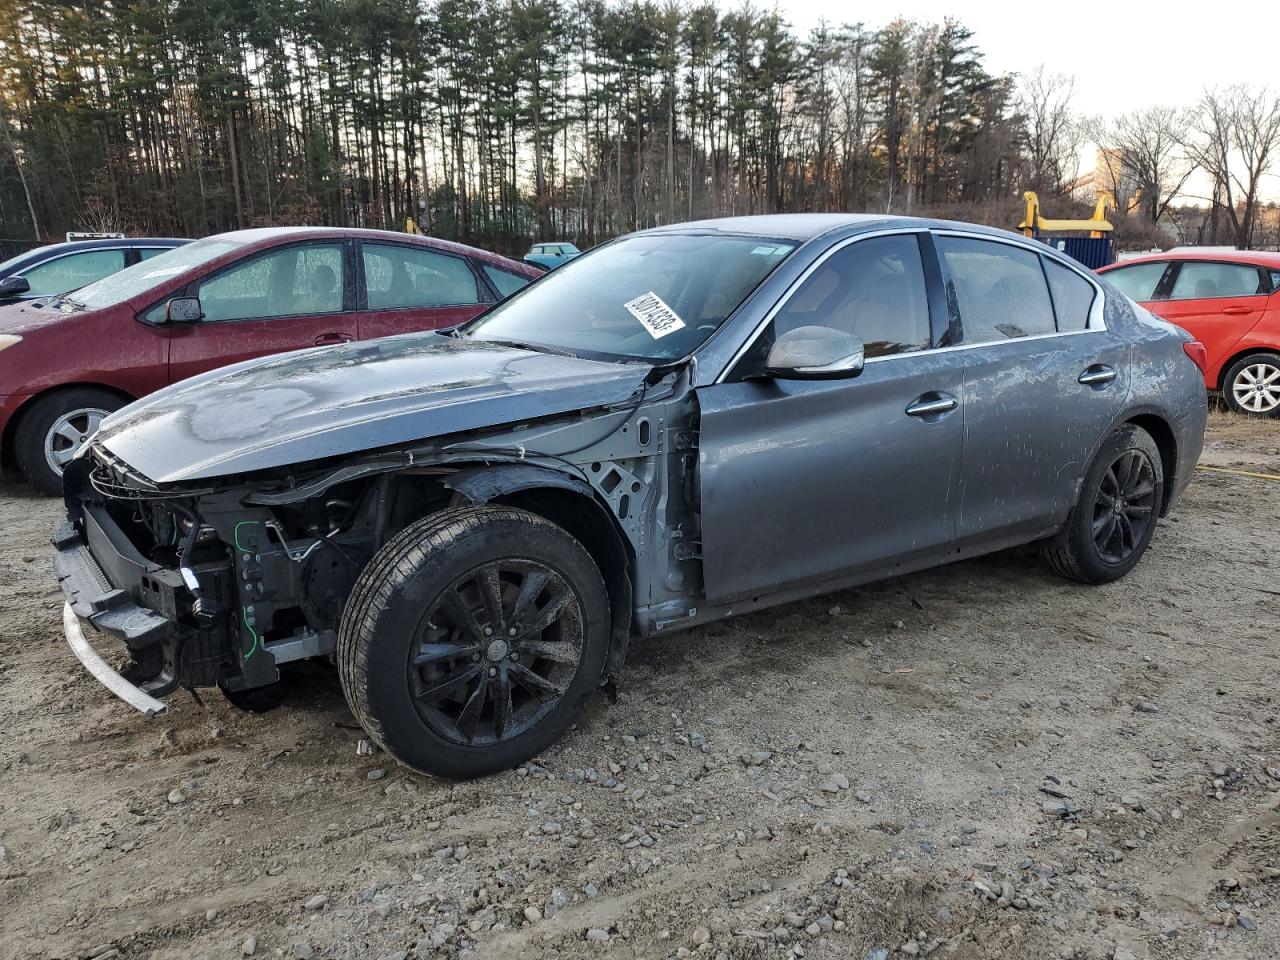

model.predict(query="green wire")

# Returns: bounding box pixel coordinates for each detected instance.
[234,522,264,660]
[233,520,261,552]
[241,605,259,660]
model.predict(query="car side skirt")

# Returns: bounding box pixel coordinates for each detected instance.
[633,524,1058,638]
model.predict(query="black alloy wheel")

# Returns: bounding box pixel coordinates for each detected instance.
[1041,424,1165,584]
[1091,448,1157,565]
[338,505,611,779]
[408,558,584,745]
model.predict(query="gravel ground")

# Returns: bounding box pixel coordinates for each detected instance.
[1,410,1278,960]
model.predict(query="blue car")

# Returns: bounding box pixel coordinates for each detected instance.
[524,242,581,270]
[0,236,189,304]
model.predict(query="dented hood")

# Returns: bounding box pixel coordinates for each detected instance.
[95,333,647,483]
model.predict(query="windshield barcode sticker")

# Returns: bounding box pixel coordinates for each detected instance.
[624,291,686,339]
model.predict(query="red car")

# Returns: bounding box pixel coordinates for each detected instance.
[0,227,540,493]
[1098,250,1280,417]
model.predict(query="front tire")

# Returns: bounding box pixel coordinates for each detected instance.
[1221,352,1280,417]
[13,387,124,495]
[1042,425,1164,584]
[338,505,610,779]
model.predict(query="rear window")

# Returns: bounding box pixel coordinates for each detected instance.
[1103,261,1168,302]
[481,264,532,298]
[1044,260,1096,331]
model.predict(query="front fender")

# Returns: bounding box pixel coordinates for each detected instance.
[443,462,635,676]
[442,462,596,504]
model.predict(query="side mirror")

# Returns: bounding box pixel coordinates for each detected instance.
[165,296,203,323]
[765,325,865,380]
[0,276,30,297]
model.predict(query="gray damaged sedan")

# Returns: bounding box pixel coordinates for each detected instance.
[53,215,1207,778]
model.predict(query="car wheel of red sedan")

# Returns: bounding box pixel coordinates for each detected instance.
[14,387,125,495]
[1222,352,1280,418]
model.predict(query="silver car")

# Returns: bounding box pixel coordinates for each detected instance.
[54,214,1206,778]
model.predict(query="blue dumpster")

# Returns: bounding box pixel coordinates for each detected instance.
[1037,234,1113,270]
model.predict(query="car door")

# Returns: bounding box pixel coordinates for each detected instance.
[1148,260,1270,377]
[357,241,490,339]
[696,232,963,604]
[10,248,128,302]
[167,240,358,383]
[935,233,1129,545]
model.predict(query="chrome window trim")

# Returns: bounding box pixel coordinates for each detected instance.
[714,227,1107,384]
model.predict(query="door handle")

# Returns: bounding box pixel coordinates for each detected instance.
[1078,365,1117,386]
[1222,305,1252,316]
[314,332,354,346]
[905,394,958,418]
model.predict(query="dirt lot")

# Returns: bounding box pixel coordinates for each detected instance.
[1,411,1278,960]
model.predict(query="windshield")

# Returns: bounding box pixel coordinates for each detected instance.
[65,238,240,310]
[468,233,797,361]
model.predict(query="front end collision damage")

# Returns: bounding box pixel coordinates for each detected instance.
[54,372,703,713]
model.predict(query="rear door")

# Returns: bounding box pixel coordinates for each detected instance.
[1150,260,1270,377]
[696,232,963,603]
[357,240,490,338]
[167,240,358,383]
[936,233,1129,545]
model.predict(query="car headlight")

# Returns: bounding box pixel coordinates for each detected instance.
[0,335,21,351]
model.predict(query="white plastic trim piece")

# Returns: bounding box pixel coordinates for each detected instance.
[62,602,168,718]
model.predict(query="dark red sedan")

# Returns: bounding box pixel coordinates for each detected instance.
[0,227,540,492]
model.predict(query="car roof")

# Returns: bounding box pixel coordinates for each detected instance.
[1102,249,1280,271]
[204,226,538,274]
[636,212,1028,244]
[50,237,188,251]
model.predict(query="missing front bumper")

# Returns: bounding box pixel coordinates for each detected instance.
[61,602,168,717]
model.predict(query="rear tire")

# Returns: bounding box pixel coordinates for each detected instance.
[1221,352,1280,417]
[1042,425,1164,584]
[337,505,610,779]
[14,387,124,495]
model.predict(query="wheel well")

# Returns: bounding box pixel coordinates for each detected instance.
[489,487,635,675]
[1,383,135,467]
[1126,413,1177,516]
[1214,347,1280,390]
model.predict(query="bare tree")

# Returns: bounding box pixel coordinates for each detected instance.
[1093,106,1195,223]
[1182,85,1280,248]
[1015,65,1082,195]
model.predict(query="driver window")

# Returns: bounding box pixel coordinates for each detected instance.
[197,243,345,322]
[731,234,931,379]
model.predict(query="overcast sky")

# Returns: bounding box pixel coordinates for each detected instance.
[779,0,1275,120]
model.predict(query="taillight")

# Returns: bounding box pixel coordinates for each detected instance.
[1182,340,1207,374]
